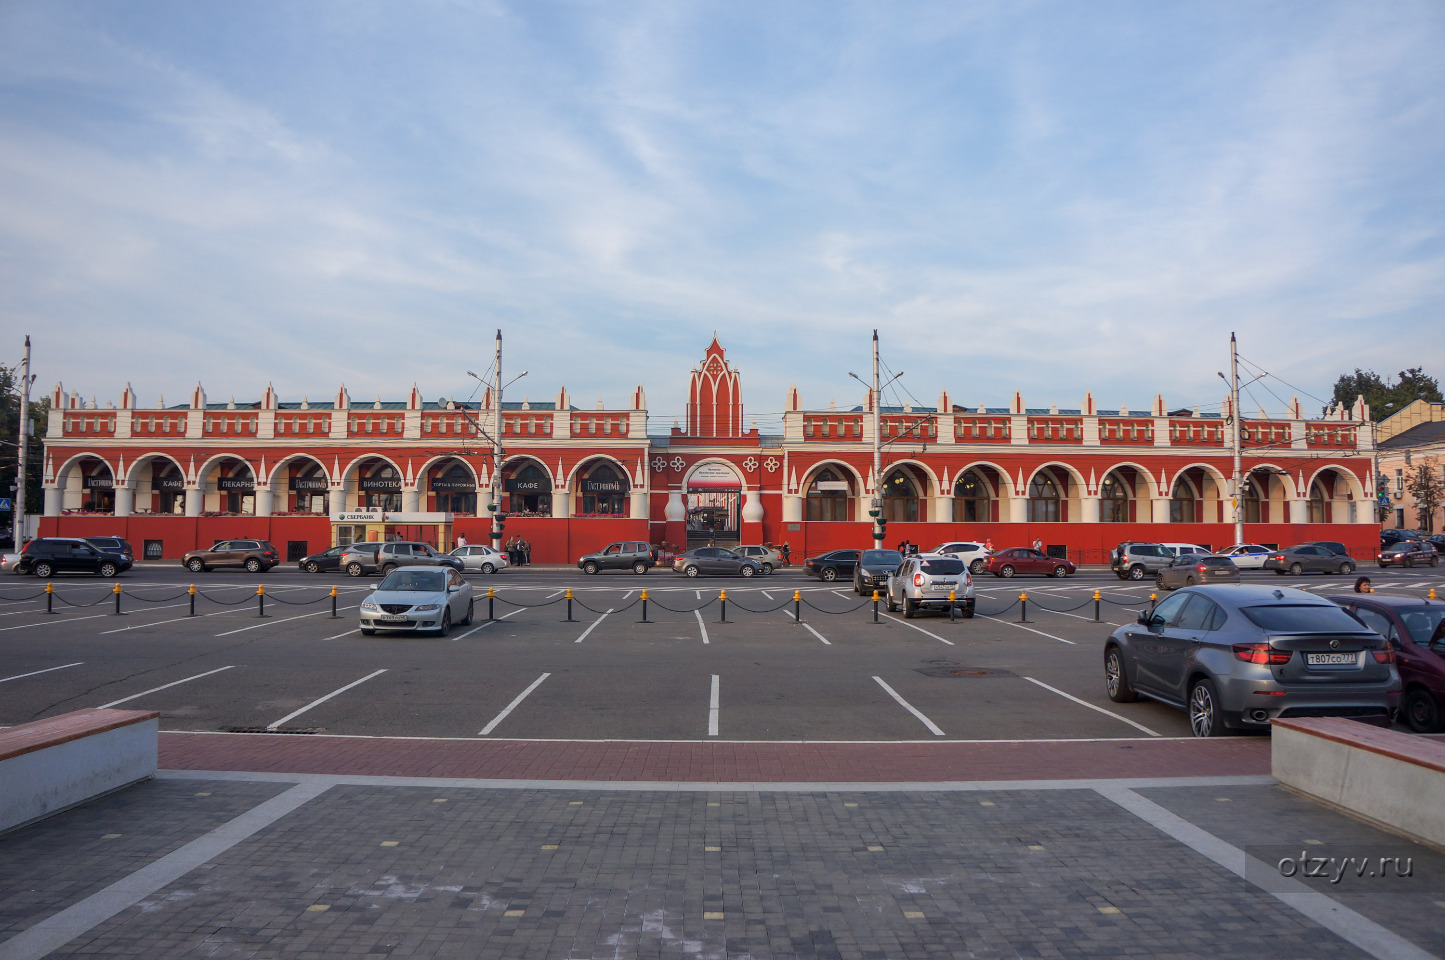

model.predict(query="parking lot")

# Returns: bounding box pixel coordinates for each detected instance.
[4,563,1441,744]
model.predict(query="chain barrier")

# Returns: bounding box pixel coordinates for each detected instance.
[722,594,796,614]
[644,593,717,614]
[121,590,193,604]
[799,595,873,615]
[570,592,642,616]
[0,591,49,602]
[51,591,116,608]
[491,594,566,609]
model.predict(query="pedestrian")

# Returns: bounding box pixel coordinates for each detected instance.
[520,538,532,566]
[506,535,518,566]
[780,542,791,566]
[455,533,467,548]
[984,538,994,554]
[1032,537,1043,553]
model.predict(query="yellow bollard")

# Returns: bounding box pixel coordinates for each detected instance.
[113,582,122,595]
[719,589,727,601]
[329,585,338,597]
[874,589,882,601]
[1430,588,1438,600]
[1092,590,1102,601]
[487,586,495,598]
[112,581,122,615]
[187,582,197,616]
[565,588,573,599]
[46,582,53,594]
[45,581,54,614]
[256,584,265,595]
[793,590,802,601]
[1148,593,1157,603]
[188,583,197,595]
[640,589,649,601]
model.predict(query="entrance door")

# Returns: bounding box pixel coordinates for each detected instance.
[685,492,740,547]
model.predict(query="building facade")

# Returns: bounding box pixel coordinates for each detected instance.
[39,338,1379,563]
[1377,400,1445,534]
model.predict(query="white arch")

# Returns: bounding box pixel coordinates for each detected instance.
[682,457,747,492]
[1305,463,1366,503]
[341,453,404,484]
[499,454,553,482]
[1167,461,1229,494]
[1026,461,1088,495]
[123,452,185,487]
[952,461,1015,501]
[195,452,256,484]
[52,451,114,485]
[416,454,479,487]
[265,453,329,487]
[880,459,940,498]
[800,459,866,495]
[566,454,630,488]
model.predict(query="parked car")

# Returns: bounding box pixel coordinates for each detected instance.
[1110,542,1175,581]
[182,540,279,574]
[1217,544,1274,570]
[671,547,763,578]
[577,541,656,575]
[1328,593,1445,732]
[1298,541,1351,557]
[885,553,975,618]
[1381,528,1419,547]
[0,549,21,573]
[853,549,904,595]
[985,547,1075,579]
[1156,555,1239,591]
[83,536,135,564]
[802,549,861,582]
[1104,585,1399,736]
[1160,542,1212,558]
[1376,540,1439,569]
[734,544,783,573]
[297,545,346,574]
[340,542,384,577]
[359,566,474,637]
[450,544,510,574]
[929,541,992,574]
[16,537,132,578]
[1262,545,1356,576]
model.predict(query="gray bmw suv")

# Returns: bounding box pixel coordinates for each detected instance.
[1103,585,1399,736]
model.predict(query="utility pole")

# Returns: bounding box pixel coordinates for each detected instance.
[11,336,31,548]
[1230,332,1244,546]
[871,330,883,546]
[490,329,504,551]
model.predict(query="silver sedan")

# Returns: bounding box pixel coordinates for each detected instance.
[359,566,474,637]
[449,544,510,574]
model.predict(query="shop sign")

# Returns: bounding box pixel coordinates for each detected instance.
[154,477,186,491]
[289,477,329,491]
[813,480,850,492]
[218,477,255,491]
[505,478,547,493]
[685,462,741,491]
[581,478,627,493]
[430,477,477,493]
[359,476,403,491]
[82,476,115,489]
[335,509,383,523]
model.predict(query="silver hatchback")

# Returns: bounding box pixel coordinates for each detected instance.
[885,553,976,619]
[1155,555,1240,591]
[1103,585,1399,736]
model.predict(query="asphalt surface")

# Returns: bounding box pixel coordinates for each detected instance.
[3,563,1441,743]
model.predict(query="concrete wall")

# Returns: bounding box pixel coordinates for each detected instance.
[0,717,158,834]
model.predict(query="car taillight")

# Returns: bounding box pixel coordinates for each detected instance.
[1275,555,1285,562]
[1372,648,1395,664]
[1197,565,1206,573]
[1232,643,1292,665]
[913,573,925,587]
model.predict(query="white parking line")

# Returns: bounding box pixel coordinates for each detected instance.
[214,605,358,637]
[708,674,720,736]
[322,627,359,640]
[977,614,1076,644]
[0,662,84,684]
[575,609,614,643]
[1037,607,1121,627]
[546,589,565,599]
[450,606,523,641]
[694,608,710,644]
[479,673,550,735]
[783,610,830,645]
[98,666,236,709]
[872,676,945,736]
[1023,676,1160,736]
[761,591,773,600]
[880,613,955,645]
[101,603,276,635]
[621,590,634,600]
[0,612,110,633]
[268,669,387,730]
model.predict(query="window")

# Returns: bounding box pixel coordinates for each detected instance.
[806,468,850,522]
[1148,593,1191,626]
[1101,474,1129,523]
[882,468,922,523]
[579,462,628,516]
[1027,472,1060,523]
[1351,607,1398,644]
[1170,478,1197,523]
[286,541,309,562]
[143,540,163,560]
[1175,596,1218,632]
[953,471,992,523]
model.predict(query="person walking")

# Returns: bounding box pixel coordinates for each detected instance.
[520,537,532,566]
[455,533,467,548]
[1032,537,1043,553]
[780,541,791,566]
[506,535,518,566]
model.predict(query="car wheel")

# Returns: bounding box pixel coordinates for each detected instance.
[1339,562,1354,575]
[1431,556,1440,567]
[903,598,916,619]
[461,600,474,626]
[381,564,397,575]
[1128,565,1145,581]
[633,561,649,575]
[1404,688,1443,733]
[245,558,262,573]
[1105,647,1136,703]
[33,561,53,578]
[820,567,837,581]
[1185,575,1196,587]
[1052,565,1069,579]
[346,562,364,577]
[1155,573,1167,590]
[583,561,599,575]
[970,559,986,575]
[740,565,755,578]
[1289,562,1303,576]
[187,558,205,573]
[98,562,117,578]
[762,563,773,575]
[999,565,1015,578]
[886,594,898,613]
[360,627,376,636]
[961,604,974,619]
[436,610,451,637]
[684,565,700,578]
[304,560,320,573]
[1188,678,1225,737]
[481,563,495,574]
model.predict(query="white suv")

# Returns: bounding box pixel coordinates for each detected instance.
[930,541,992,575]
[886,553,976,619]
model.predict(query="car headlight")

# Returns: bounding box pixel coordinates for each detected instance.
[414,603,440,612]
[360,601,378,612]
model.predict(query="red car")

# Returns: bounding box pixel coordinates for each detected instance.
[986,547,1075,579]
[1328,592,1445,732]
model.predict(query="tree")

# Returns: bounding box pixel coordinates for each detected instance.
[1406,457,1444,535]
[1328,366,1442,418]
[0,363,49,519]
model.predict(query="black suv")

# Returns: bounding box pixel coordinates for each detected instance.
[18,538,132,578]
[84,536,135,564]
[576,541,657,575]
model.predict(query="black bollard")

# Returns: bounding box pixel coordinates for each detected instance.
[330,587,338,618]
[46,583,54,615]
[640,590,650,623]
[188,585,196,617]
[1093,591,1101,622]
[257,586,267,618]
[488,588,495,621]
[564,588,576,622]
[113,583,122,615]
[1019,592,1027,623]
[719,590,727,623]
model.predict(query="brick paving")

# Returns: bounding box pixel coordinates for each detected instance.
[158,731,1271,782]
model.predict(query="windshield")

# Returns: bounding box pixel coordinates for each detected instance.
[861,550,903,565]
[378,570,446,592]
[1396,607,1445,645]
[918,558,965,575]
[1240,604,1368,633]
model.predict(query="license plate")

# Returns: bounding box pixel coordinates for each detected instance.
[376,614,409,622]
[1305,652,1357,667]
[929,584,955,592]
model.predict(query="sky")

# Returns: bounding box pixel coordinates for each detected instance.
[1,0,1443,431]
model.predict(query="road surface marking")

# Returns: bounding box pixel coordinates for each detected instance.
[872,676,945,736]
[450,606,523,641]
[694,608,710,644]
[1022,676,1159,736]
[322,628,360,640]
[880,613,955,645]
[978,615,1076,644]
[708,674,720,736]
[479,673,550,735]
[98,666,235,709]
[575,609,613,643]
[0,662,84,684]
[783,611,830,645]
[268,669,387,730]
[215,605,358,637]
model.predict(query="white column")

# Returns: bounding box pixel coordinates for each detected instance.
[1080,495,1100,524]
[1009,496,1027,524]
[43,486,62,517]
[782,494,802,522]
[255,488,274,517]
[933,494,954,524]
[1151,498,1171,523]
[629,489,647,520]
[553,487,571,518]
[402,487,420,513]
[114,487,133,518]
[184,484,202,517]
[742,489,764,523]
[665,490,685,522]
[1289,498,1308,524]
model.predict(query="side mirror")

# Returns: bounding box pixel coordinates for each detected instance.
[1136,610,1150,625]
[369,584,378,590]
[448,584,461,592]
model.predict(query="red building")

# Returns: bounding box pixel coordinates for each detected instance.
[39,337,1378,563]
